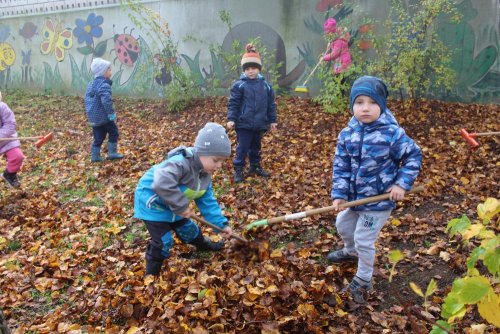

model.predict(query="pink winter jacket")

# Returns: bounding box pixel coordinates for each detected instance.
[323,37,352,74]
[0,102,20,154]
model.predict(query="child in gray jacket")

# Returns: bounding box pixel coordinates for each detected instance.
[134,122,234,276]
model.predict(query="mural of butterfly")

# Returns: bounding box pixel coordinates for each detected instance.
[40,19,73,62]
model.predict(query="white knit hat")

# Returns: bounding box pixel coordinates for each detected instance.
[90,58,111,77]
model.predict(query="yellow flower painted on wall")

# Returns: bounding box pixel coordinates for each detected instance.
[0,42,16,71]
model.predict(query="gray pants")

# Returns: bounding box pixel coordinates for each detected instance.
[335,208,392,282]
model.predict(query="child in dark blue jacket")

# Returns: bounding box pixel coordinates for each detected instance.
[328,76,422,303]
[84,58,123,162]
[227,44,277,183]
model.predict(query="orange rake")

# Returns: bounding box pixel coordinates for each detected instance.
[0,132,54,149]
[459,128,500,148]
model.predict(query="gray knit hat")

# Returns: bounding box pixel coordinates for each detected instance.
[90,58,111,77]
[194,122,231,157]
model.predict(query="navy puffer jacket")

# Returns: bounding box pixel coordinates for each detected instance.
[227,74,276,131]
[84,76,115,127]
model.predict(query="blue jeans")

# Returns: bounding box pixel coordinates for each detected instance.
[233,128,264,167]
[92,121,119,148]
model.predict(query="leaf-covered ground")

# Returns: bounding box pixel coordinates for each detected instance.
[0,92,498,333]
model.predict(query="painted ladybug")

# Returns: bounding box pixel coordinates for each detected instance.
[112,28,140,67]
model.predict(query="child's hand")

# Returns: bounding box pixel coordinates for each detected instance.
[226,121,235,129]
[222,226,234,239]
[332,199,347,211]
[270,123,277,131]
[178,208,193,218]
[387,185,406,201]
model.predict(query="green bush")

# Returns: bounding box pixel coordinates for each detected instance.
[366,0,460,101]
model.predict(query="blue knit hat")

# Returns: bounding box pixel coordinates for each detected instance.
[90,58,111,77]
[349,76,389,113]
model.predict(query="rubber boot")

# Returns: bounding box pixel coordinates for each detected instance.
[233,166,244,183]
[248,163,270,177]
[90,146,103,163]
[2,170,20,188]
[145,259,163,276]
[190,232,224,251]
[107,142,124,160]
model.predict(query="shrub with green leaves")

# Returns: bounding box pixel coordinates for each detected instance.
[430,198,499,333]
[366,0,460,101]
[123,0,200,112]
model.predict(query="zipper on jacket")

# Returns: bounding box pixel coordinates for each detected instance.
[353,126,365,199]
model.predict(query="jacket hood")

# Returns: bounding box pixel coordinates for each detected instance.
[166,146,204,171]
[347,108,399,131]
[88,77,112,94]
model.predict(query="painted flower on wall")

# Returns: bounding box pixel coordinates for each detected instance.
[74,13,107,57]
[74,13,103,46]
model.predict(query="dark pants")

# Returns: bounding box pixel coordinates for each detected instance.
[92,121,119,148]
[143,219,201,262]
[233,128,264,167]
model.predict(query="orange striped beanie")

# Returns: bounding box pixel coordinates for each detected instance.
[241,44,262,70]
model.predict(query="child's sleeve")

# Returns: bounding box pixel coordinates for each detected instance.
[152,162,189,215]
[267,85,277,123]
[0,104,17,138]
[390,129,423,190]
[227,83,243,122]
[97,82,115,116]
[331,133,351,200]
[323,41,341,62]
[195,182,228,230]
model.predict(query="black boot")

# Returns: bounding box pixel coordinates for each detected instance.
[145,259,163,276]
[190,232,225,251]
[2,170,20,188]
[248,164,270,177]
[233,166,244,183]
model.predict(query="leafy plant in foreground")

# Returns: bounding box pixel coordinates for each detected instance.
[432,198,499,333]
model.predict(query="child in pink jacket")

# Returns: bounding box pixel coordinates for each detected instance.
[322,18,352,74]
[0,91,25,188]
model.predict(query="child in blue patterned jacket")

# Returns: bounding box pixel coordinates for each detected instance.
[328,76,422,303]
[134,122,234,276]
[84,58,123,162]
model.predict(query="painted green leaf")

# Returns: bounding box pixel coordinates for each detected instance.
[181,51,204,86]
[93,40,108,58]
[77,46,94,56]
[210,49,225,81]
[453,276,491,304]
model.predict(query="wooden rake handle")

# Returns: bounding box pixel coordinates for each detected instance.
[474,131,500,136]
[0,136,43,140]
[266,185,425,225]
[191,215,249,244]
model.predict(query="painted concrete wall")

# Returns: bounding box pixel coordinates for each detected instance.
[0,0,498,103]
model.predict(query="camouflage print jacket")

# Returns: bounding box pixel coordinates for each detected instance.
[332,109,422,211]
